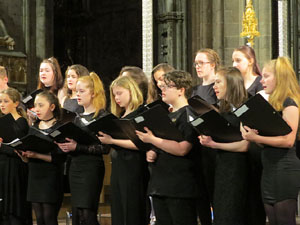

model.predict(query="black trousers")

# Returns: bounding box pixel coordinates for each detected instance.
[152,196,197,225]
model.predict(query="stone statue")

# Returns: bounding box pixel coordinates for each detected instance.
[0,19,15,50]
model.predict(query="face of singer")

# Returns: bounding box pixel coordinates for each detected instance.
[153,69,165,89]
[39,63,55,87]
[76,81,94,108]
[194,52,214,79]
[213,73,227,100]
[0,93,18,115]
[67,69,79,91]
[232,51,252,75]
[112,86,131,109]
[261,67,276,94]
[34,95,55,120]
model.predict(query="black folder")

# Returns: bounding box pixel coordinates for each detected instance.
[188,95,218,115]
[233,94,292,136]
[188,109,243,143]
[22,89,43,109]
[49,121,99,145]
[0,113,18,143]
[87,113,128,139]
[4,127,56,153]
[120,104,184,150]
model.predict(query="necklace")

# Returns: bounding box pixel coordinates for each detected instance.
[41,116,55,122]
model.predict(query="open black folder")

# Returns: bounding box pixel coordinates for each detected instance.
[188,108,243,143]
[0,113,18,143]
[188,95,219,116]
[49,122,99,145]
[187,98,242,143]
[87,113,128,140]
[22,89,43,109]
[118,104,184,150]
[233,94,292,136]
[4,127,56,154]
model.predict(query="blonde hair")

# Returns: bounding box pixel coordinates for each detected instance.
[77,72,106,118]
[110,75,143,117]
[266,57,300,113]
[0,87,27,119]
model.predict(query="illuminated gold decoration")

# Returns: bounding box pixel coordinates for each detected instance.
[240,0,260,47]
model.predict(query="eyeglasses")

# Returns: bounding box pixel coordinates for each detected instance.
[193,61,211,68]
[159,84,177,90]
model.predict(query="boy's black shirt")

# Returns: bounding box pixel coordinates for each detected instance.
[148,105,199,198]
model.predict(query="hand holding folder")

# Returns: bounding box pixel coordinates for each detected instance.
[233,94,292,136]
[49,122,99,145]
[187,97,242,143]
[3,127,56,154]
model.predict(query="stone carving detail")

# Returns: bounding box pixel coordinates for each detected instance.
[0,19,15,50]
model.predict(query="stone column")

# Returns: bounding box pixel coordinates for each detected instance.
[142,0,153,77]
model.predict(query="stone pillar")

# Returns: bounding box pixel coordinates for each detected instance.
[142,0,153,77]
[155,0,188,70]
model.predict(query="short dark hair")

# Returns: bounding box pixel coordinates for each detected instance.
[164,70,193,98]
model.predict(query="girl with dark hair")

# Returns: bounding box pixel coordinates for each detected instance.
[232,45,263,96]
[242,57,300,225]
[57,72,109,225]
[147,63,175,103]
[60,64,89,113]
[199,67,249,225]
[233,46,266,225]
[20,91,66,225]
[37,57,64,98]
[0,88,32,225]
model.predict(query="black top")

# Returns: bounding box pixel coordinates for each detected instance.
[0,117,29,157]
[247,76,263,97]
[71,110,110,161]
[63,98,84,114]
[192,83,218,105]
[148,105,199,198]
[0,117,31,221]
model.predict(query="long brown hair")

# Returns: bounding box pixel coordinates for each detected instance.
[1,87,27,119]
[234,46,261,76]
[217,67,248,113]
[37,57,64,95]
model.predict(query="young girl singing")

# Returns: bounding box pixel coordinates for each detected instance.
[57,72,109,225]
[21,91,66,225]
[0,88,32,225]
[241,57,300,225]
[98,75,149,225]
[60,64,89,113]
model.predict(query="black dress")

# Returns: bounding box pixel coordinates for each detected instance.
[69,111,108,210]
[247,76,263,97]
[191,83,217,225]
[261,98,300,204]
[0,117,32,224]
[148,106,198,225]
[213,112,248,225]
[27,122,66,207]
[110,109,149,225]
